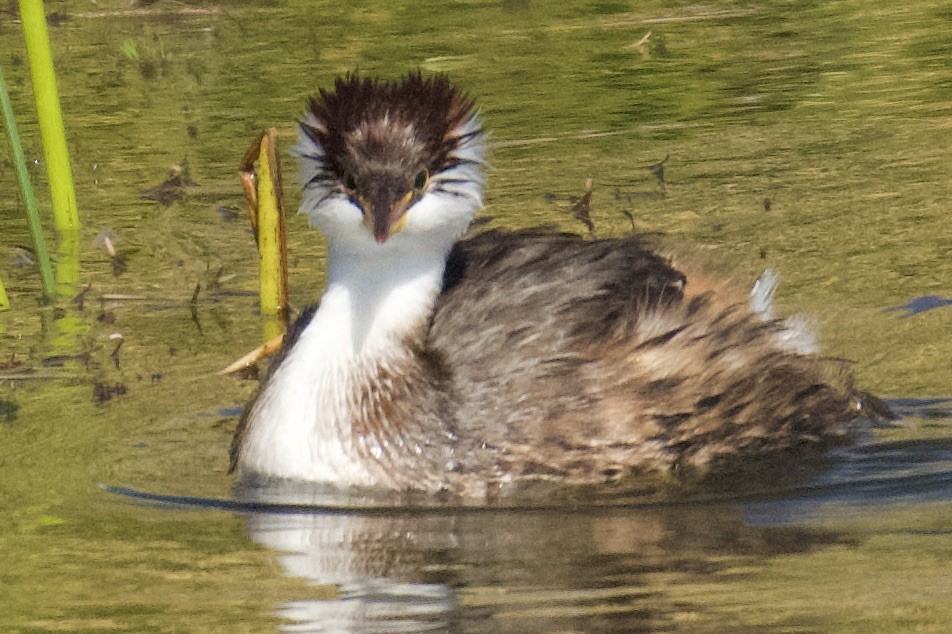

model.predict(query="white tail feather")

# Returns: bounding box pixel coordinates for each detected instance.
[750,269,818,355]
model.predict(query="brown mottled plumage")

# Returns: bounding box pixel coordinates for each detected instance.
[230,73,877,497]
[430,229,857,482]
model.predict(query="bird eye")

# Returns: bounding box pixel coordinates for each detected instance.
[344,173,357,191]
[413,168,429,190]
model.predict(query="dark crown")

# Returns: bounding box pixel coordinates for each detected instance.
[302,72,479,179]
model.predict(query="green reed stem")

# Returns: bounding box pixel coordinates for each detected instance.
[0,63,56,301]
[19,0,80,234]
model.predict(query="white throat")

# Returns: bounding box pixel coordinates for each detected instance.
[236,236,453,486]
[324,240,451,352]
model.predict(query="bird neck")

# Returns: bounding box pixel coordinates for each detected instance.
[236,239,454,487]
[321,239,451,354]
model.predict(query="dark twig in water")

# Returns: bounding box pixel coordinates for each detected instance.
[645,154,669,184]
[110,337,123,370]
[206,266,224,293]
[90,229,128,276]
[111,253,127,276]
[190,282,203,334]
[42,351,93,369]
[569,178,595,234]
[0,354,23,371]
[619,209,636,232]
[72,284,92,311]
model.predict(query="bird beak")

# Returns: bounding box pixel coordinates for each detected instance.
[363,191,413,244]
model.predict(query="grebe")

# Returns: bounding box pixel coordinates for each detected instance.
[230,73,869,497]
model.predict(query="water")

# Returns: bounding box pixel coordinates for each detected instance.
[106,409,952,632]
[1,1,950,630]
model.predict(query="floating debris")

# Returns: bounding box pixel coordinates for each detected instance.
[93,381,127,404]
[0,399,19,423]
[623,31,652,50]
[46,11,71,27]
[91,229,119,254]
[216,205,241,222]
[91,229,128,276]
[622,32,653,59]
[100,293,148,301]
[11,247,36,269]
[140,158,196,206]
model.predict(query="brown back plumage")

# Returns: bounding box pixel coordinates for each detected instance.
[429,228,862,483]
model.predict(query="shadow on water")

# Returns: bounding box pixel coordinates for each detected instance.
[107,399,952,632]
[886,295,952,318]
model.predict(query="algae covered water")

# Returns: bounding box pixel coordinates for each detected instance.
[0,1,949,630]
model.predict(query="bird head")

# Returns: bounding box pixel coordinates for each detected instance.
[296,73,487,254]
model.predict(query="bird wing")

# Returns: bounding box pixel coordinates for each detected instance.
[429,229,686,448]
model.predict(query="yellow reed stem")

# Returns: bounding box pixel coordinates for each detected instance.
[240,129,289,332]
[0,274,10,311]
[19,0,80,233]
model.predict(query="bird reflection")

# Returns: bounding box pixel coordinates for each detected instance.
[240,485,847,633]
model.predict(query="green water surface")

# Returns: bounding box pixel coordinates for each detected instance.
[0,0,949,631]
